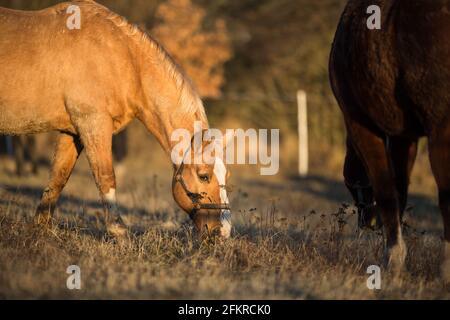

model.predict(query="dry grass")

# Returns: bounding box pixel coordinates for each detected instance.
[0,133,449,299]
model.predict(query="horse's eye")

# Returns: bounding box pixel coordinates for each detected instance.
[198,174,210,183]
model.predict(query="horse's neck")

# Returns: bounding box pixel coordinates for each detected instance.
[137,105,199,154]
[163,111,208,154]
[135,39,208,155]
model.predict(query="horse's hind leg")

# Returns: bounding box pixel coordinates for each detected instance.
[35,133,83,224]
[346,120,405,271]
[77,116,128,238]
[428,125,450,283]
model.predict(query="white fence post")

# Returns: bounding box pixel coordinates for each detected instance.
[297,90,309,177]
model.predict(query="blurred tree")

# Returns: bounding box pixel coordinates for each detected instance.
[152,0,232,98]
[198,0,348,148]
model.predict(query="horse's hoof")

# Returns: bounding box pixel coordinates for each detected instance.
[106,222,129,238]
[33,213,53,226]
[384,240,407,274]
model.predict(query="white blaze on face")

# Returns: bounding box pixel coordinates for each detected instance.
[213,157,231,238]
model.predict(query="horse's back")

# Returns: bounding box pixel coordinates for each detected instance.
[0,1,138,135]
[330,0,450,136]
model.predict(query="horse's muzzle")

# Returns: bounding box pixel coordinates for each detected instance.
[358,205,382,230]
[192,209,232,238]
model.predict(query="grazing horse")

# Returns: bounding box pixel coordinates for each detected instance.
[0,0,232,238]
[330,0,450,279]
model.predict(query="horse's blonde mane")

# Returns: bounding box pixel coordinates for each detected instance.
[82,0,207,121]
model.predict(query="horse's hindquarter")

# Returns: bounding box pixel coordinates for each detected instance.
[0,6,71,134]
[0,3,139,136]
[396,0,450,131]
[331,0,407,135]
[331,0,450,137]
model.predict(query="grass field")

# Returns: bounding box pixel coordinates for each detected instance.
[0,131,449,299]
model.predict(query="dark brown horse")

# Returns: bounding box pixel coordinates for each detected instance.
[330,0,450,280]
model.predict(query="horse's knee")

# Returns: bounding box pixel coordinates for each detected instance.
[374,193,400,225]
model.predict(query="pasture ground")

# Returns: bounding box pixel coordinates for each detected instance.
[0,130,449,299]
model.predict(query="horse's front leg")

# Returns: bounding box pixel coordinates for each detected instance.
[344,136,379,229]
[77,115,128,238]
[35,133,83,224]
[428,123,450,284]
[346,120,405,272]
[387,136,418,217]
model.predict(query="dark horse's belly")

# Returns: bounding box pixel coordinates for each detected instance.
[330,0,450,138]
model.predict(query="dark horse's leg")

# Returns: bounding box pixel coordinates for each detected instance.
[112,129,128,163]
[428,123,450,283]
[344,137,377,229]
[344,137,371,192]
[388,137,418,216]
[112,129,128,179]
[13,136,25,176]
[13,135,40,176]
[25,135,38,175]
[346,120,406,271]
[35,133,83,224]
[344,136,418,230]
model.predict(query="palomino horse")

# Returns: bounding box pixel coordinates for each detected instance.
[0,0,232,238]
[330,0,450,279]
